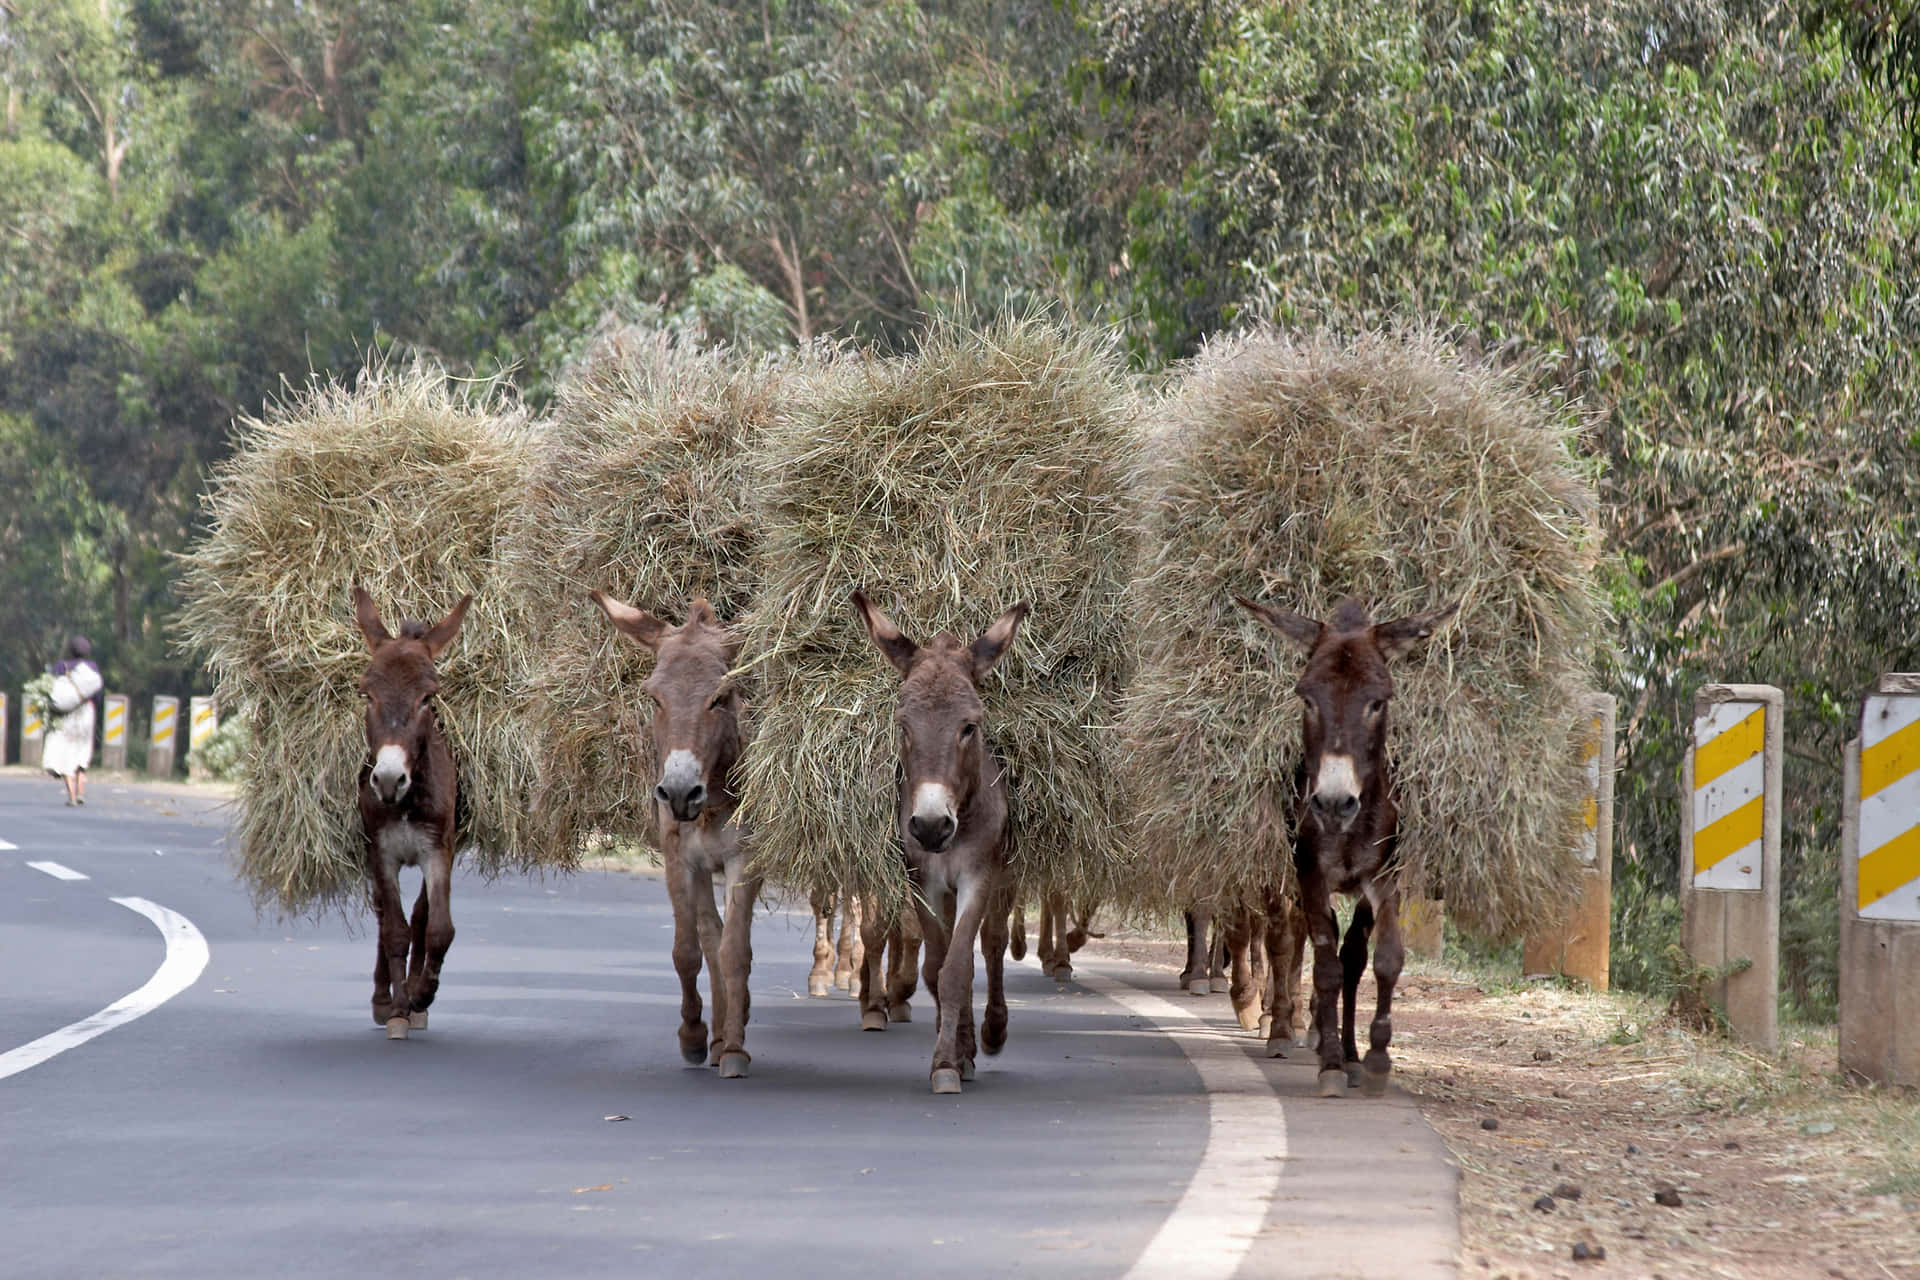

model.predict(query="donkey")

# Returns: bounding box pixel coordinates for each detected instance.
[1235,594,1456,1097]
[852,589,1025,1094]
[1028,888,1098,981]
[353,586,470,1041]
[591,592,763,1079]
[853,895,924,1029]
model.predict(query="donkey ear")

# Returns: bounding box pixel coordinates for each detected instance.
[352,585,392,653]
[590,590,667,653]
[970,601,1030,678]
[1233,595,1321,651]
[1374,601,1459,660]
[422,595,471,660]
[851,588,918,677]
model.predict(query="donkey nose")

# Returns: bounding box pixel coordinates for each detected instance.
[370,746,411,804]
[1310,791,1361,825]
[908,813,957,851]
[655,779,707,822]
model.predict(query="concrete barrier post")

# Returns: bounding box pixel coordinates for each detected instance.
[1524,693,1616,988]
[0,692,8,765]
[101,694,128,770]
[148,696,178,778]
[21,691,45,769]
[1679,683,1781,1051]
[186,696,218,780]
[1839,673,1920,1086]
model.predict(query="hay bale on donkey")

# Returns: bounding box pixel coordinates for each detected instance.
[177,363,542,919]
[734,318,1139,963]
[1121,328,1610,1035]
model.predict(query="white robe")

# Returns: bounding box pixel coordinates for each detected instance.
[42,662,103,778]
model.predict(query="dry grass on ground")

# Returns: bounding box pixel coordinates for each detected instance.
[1084,928,1920,1280]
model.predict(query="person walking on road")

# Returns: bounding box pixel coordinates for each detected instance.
[43,635,103,806]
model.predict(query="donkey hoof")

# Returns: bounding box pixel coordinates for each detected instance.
[1050,965,1073,982]
[1265,1037,1291,1059]
[959,1059,976,1082]
[930,1068,963,1095]
[385,1017,410,1041]
[887,1003,912,1023]
[681,1044,708,1066]
[717,1052,750,1080]
[1317,1068,1348,1098]
[1361,1066,1391,1097]
[407,1010,429,1030]
[1257,1014,1274,1038]
[1236,1005,1263,1033]
[1184,977,1211,996]
[807,978,832,998]
[860,1009,889,1032]
[1345,1061,1366,1089]
[832,972,853,992]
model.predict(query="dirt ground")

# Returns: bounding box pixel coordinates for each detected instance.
[1082,929,1920,1280]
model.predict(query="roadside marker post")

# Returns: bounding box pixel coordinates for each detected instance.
[1400,896,1445,961]
[1680,683,1781,1051]
[101,694,128,770]
[148,696,178,779]
[187,697,218,780]
[1840,673,1920,1086]
[1524,693,1616,989]
[0,692,8,765]
[21,691,44,769]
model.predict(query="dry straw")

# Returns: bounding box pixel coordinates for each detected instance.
[177,363,541,918]
[734,318,1138,916]
[504,331,796,862]
[1123,329,1609,937]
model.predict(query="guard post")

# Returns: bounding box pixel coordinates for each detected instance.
[0,692,9,765]
[186,696,218,780]
[1680,683,1782,1051]
[101,694,128,770]
[148,695,178,778]
[1840,673,1920,1086]
[21,691,44,769]
[1524,692,1616,988]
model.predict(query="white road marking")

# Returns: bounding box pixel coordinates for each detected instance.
[1079,967,1287,1280]
[0,897,210,1082]
[0,838,19,850]
[27,860,88,881]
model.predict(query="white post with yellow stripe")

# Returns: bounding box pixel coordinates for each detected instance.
[0,692,9,765]
[1523,693,1615,989]
[1680,683,1781,1052]
[1840,673,1920,1086]
[20,688,46,769]
[187,696,218,779]
[148,695,179,778]
[101,693,129,770]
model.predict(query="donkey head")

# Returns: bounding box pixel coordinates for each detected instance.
[591,592,743,824]
[354,586,470,806]
[1234,595,1456,833]
[853,589,1028,853]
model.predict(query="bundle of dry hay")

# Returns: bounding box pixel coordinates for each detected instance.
[177,363,541,917]
[1122,329,1609,938]
[503,332,801,861]
[734,318,1138,916]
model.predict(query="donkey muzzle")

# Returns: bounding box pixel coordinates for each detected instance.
[370,744,411,805]
[908,812,957,852]
[656,749,707,823]
[1309,753,1361,830]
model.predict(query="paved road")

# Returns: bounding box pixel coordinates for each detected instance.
[0,773,1456,1279]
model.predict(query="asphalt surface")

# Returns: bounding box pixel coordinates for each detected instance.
[0,772,1457,1279]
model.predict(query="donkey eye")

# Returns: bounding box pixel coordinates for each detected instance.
[960,723,978,740]
[1366,700,1385,717]
[708,689,730,711]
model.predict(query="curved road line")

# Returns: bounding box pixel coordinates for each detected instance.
[0,897,210,1082]
[1079,968,1286,1280]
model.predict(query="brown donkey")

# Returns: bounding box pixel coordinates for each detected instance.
[592,593,763,1079]
[353,586,470,1041]
[1236,595,1455,1097]
[853,589,1025,1094]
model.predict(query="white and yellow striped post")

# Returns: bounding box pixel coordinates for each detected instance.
[1840,673,1920,1085]
[187,696,218,779]
[1680,683,1781,1051]
[101,693,129,770]
[0,691,9,765]
[148,695,179,778]
[20,690,45,769]
[1524,693,1615,988]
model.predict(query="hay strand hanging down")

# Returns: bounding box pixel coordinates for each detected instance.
[1122,329,1610,937]
[177,363,539,918]
[503,334,801,862]
[735,318,1138,916]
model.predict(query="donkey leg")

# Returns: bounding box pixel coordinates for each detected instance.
[1008,897,1027,962]
[406,882,430,988]
[688,864,728,1066]
[1182,909,1212,994]
[933,880,989,1092]
[1361,888,1405,1096]
[1262,895,1305,1058]
[407,844,456,1022]
[980,879,1013,1056]
[1066,898,1097,953]
[715,866,761,1078]
[662,837,708,1065]
[916,896,949,1035]
[371,868,413,1039]
[1046,890,1073,981]
[807,888,836,998]
[1250,923,1272,1036]
[1339,900,1375,1085]
[886,915,920,1021]
[1305,886,1348,1094]
[1227,910,1262,1032]
[833,895,862,991]
[856,902,892,1031]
